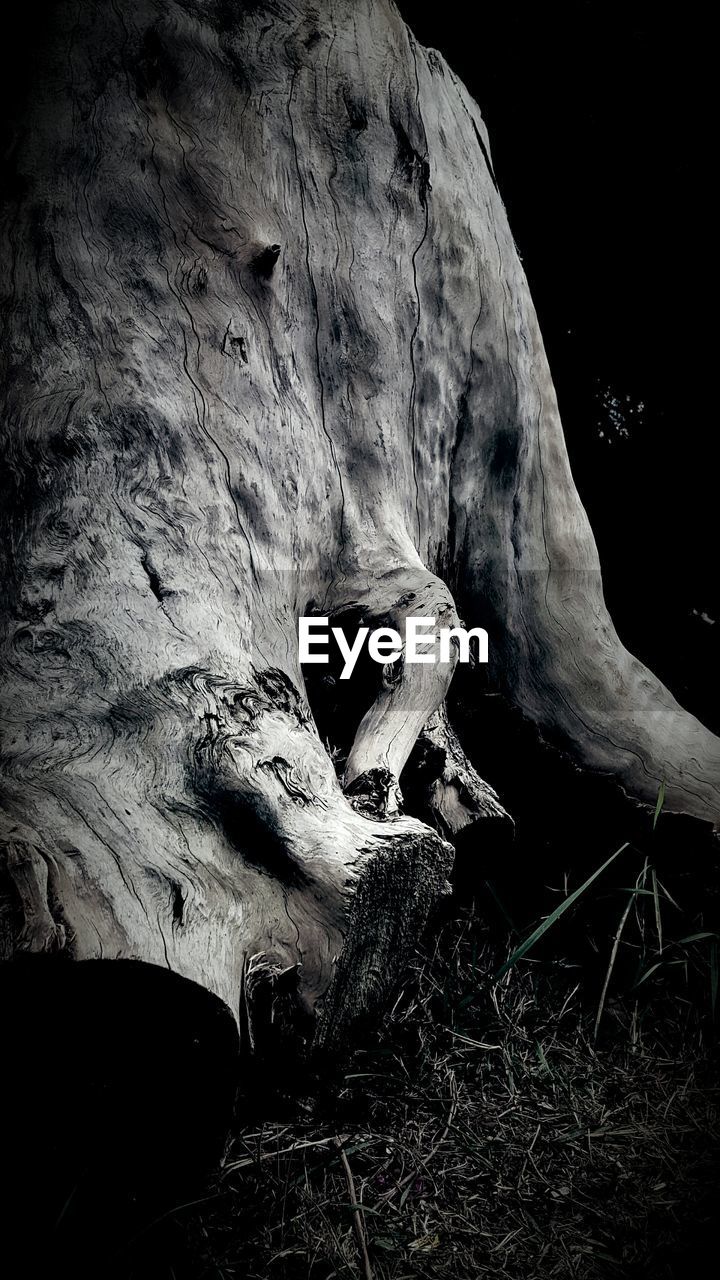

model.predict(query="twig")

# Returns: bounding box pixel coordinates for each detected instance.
[335,1136,373,1280]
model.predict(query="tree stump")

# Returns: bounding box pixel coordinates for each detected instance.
[1,0,718,1063]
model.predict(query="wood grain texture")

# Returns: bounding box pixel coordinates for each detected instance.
[1,0,717,1039]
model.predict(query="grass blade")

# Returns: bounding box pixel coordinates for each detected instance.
[651,868,663,953]
[634,960,665,987]
[653,781,666,830]
[595,888,635,1039]
[496,843,630,980]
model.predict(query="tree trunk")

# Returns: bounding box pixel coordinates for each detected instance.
[1,0,718,1053]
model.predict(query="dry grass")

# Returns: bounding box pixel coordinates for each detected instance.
[178,905,720,1280]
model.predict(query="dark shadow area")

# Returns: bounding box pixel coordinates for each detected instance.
[0,959,239,1278]
[452,662,717,858]
[447,663,720,997]
[301,605,387,773]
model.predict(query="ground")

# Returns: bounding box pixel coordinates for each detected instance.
[167,868,720,1280]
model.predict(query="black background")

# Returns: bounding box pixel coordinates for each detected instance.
[398,0,718,732]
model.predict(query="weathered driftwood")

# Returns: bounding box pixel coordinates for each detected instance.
[1,0,718,1048]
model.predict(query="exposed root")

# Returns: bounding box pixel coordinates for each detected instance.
[413,702,510,837]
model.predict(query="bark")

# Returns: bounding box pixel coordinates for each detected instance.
[1,0,718,1048]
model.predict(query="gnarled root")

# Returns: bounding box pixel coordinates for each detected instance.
[408,702,510,838]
